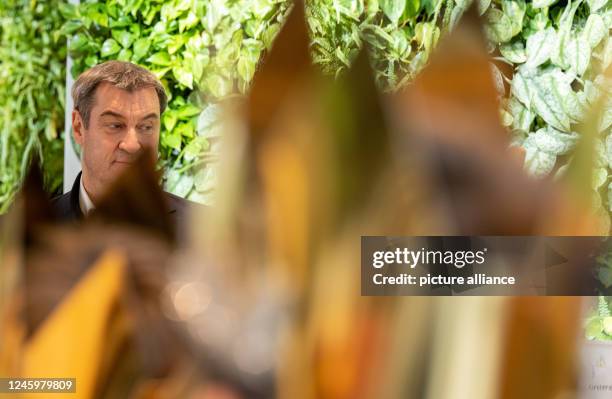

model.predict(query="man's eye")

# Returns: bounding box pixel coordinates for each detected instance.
[139,125,154,132]
[108,123,122,129]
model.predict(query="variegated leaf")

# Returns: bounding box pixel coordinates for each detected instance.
[533,127,579,155]
[500,41,527,63]
[526,27,556,68]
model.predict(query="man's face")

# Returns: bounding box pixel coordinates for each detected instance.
[72,82,161,199]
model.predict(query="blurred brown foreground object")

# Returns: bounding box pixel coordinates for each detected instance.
[0,2,608,399]
[243,3,590,399]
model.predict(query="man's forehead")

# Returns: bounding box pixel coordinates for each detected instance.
[92,82,159,114]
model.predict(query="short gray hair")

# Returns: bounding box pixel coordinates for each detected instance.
[72,60,167,128]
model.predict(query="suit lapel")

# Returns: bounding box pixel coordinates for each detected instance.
[69,172,84,220]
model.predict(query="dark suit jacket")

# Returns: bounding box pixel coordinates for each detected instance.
[51,172,194,231]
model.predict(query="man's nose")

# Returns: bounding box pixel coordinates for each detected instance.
[119,127,141,154]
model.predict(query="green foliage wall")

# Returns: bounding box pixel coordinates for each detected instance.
[307,0,445,89]
[490,0,611,232]
[0,0,66,213]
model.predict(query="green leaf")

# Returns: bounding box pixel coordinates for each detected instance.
[478,0,491,15]
[551,0,582,68]
[197,103,223,138]
[602,7,612,28]
[532,0,559,8]
[132,38,151,61]
[485,9,514,43]
[151,67,172,79]
[237,56,257,82]
[117,48,133,62]
[500,41,527,63]
[175,122,195,138]
[69,33,89,54]
[163,110,178,132]
[167,36,187,55]
[563,90,587,123]
[110,15,132,28]
[85,5,109,28]
[111,30,134,49]
[165,170,193,197]
[143,5,159,25]
[173,96,187,107]
[508,97,535,132]
[564,37,591,75]
[501,0,526,37]
[176,103,202,119]
[58,3,78,19]
[62,20,83,35]
[106,3,119,19]
[203,0,227,31]
[533,127,579,155]
[100,39,121,57]
[173,66,194,89]
[525,28,556,68]
[582,14,607,48]
[524,134,557,177]
[85,54,100,68]
[204,74,232,98]
[528,10,549,32]
[421,0,441,15]
[491,63,505,96]
[587,0,608,12]
[252,0,274,19]
[511,67,534,108]
[184,137,210,162]
[449,4,466,31]
[391,29,411,59]
[161,1,184,21]
[262,22,281,49]
[530,70,573,132]
[585,318,604,339]
[403,0,421,20]
[191,53,209,82]
[179,11,199,33]
[380,0,406,23]
[163,132,182,151]
[415,22,439,53]
[44,118,57,141]
[146,52,172,66]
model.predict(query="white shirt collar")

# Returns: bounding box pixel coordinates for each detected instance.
[79,176,96,216]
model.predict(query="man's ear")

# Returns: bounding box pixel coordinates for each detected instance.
[72,110,85,146]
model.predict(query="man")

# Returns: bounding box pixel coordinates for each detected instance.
[52,61,191,225]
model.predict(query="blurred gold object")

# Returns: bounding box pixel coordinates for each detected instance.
[1,249,127,399]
